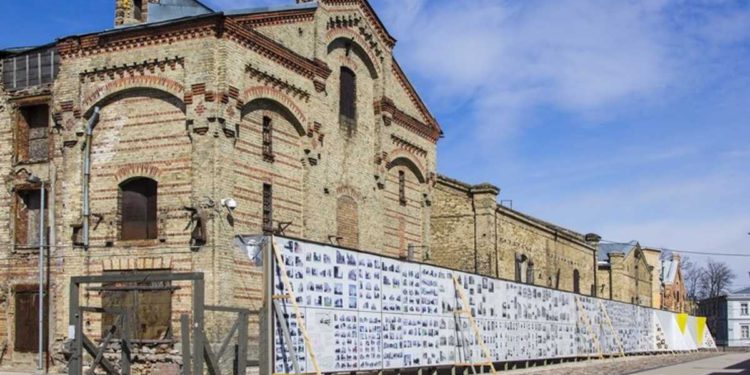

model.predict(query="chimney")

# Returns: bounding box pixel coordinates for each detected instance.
[115,0,147,27]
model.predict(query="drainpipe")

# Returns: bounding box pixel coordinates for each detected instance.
[82,107,101,251]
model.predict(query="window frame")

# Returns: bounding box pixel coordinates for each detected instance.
[741,303,748,316]
[262,115,275,162]
[14,103,50,164]
[262,183,273,234]
[398,170,406,206]
[741,325,750,340]
[338,66,357,131]
[13,187,48,251]
[118,177,158,242]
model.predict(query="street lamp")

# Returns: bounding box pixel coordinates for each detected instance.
[26,174,45,374]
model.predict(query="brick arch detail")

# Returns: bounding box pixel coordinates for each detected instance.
[240,86,307,127]
[326,29,381,77]
[386,149,426,183]
[113,165,162,184]
[82,76,186,117]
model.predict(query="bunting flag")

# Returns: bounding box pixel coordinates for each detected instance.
[677,313,689,334]
[697,317,707,347]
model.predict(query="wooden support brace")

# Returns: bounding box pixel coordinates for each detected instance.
[452,275,498,375]
[271,236,323,375]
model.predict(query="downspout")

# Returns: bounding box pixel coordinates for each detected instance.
[82,107,101,251]
[471,193,478,274]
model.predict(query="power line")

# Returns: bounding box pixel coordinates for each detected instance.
[600,240,750,258]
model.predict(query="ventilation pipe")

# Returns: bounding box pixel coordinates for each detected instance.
[82,107,101,251]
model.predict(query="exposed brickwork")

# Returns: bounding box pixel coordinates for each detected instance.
[0,2,438,372]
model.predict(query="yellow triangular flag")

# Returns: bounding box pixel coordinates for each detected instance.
[697,317,706,345]
[677,313,689,334]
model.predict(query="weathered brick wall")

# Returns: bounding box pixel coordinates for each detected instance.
[430,175,597,296]
[429,178,476,272]
[0,2,441,371]
[602,250,654,307]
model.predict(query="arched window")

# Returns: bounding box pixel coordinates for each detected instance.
[339,67,356,129]
[573,269,580,294]
[120,178,157,240]
[515,254,534,284]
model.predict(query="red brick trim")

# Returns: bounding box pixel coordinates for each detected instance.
[240,86,307,126]
[245,64,311,102]
[81,76,185,116]
[386,150,427,184]
[320,0,397,48]
[376,98,440,143]
[113,164,162,183]
[390,61,442,140]
[325,28,381,77]
[230,8,316,28]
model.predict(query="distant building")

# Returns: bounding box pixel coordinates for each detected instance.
[698,287,750,347]
[642,247,663,309]
[596,241,654,307]
[660,253,688,313]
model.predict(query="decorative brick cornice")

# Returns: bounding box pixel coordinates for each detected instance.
[223,18,332,87]
[230,8,316,28]
[245,64,310,102]
[57,15,221,58]
[326,14,384,64]
[375,98,440,143]
[391,60,442,140]
[320,0,396,48]
[56,15,332,91]
[79,56,184,83]
[390,134,427,158]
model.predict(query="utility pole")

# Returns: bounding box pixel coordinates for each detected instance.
[27,174,45,374]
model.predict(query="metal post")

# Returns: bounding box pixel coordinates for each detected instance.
[193,277,205,375]
[237,311,248,375]
[69,279,81,375]
[39,181,45,374]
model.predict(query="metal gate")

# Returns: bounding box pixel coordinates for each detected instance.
[68,272,249,375]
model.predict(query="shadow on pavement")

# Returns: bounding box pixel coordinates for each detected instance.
[709,358,750,375]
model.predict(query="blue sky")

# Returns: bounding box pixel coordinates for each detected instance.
[1,0,749,285]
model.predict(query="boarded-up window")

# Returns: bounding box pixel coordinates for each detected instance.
[16,104,49,162]
[339,67,356,130]
[336,196,358,248]
[398,171,406,206]
[15,189,46,248]
[120,178,157,240]
[262,183,273,234]
[101,272,172,341]
[262,116,274,162]
[14,285,48,352]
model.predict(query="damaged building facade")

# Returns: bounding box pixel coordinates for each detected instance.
[0,0,657,372]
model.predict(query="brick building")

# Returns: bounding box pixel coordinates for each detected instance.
[660,253,688,313]
[0,0,439,371]
[0,0,655,372]
[428,176,601,296]
[597,241,654,306]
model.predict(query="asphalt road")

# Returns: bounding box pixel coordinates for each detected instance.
[632,352,750,375]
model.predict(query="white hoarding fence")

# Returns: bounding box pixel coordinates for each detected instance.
[266,236,716,374]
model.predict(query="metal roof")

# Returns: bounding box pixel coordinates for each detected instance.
[660,257,679,284]
[225,1,318,16]
[597,240,639,262]
[142,0,214,26]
